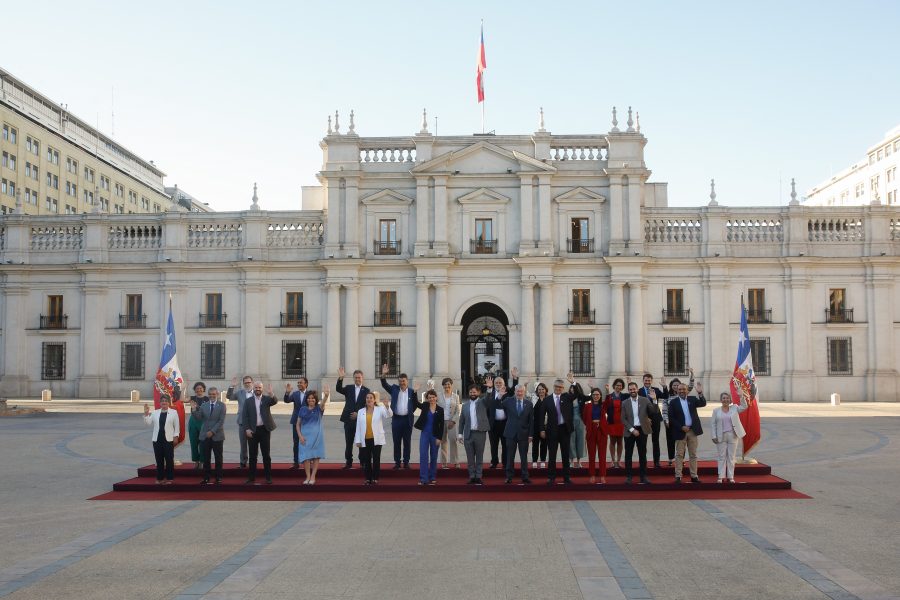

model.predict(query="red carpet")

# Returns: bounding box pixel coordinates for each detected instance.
[94,461,807,501]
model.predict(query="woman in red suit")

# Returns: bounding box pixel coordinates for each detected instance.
[583,387,608,483]
[604,378,626,468]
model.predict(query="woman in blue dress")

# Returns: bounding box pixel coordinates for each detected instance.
[296,385,329,485]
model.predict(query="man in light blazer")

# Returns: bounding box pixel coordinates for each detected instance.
[620,382,653,484]
[241,381,278,485]
[668,381,707,483]
[457,384,491,485]
[192,386,226,484]
[226,375,254,468]
[502,384,533,484]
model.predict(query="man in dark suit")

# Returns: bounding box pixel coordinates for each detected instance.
[336,367,370,469]
[241,381,278,485]
[540,379,575,485]
[192,386,226,484]
[381,363,416,469]
[485,370,517,469]
[637,373,668,468]
[668,381,707,483]
[621,382,653,484]
[283,377,309,469]
[502,383,533,484]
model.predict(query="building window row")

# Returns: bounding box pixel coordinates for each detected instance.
[2,124,18,143]
[1,151,15,170]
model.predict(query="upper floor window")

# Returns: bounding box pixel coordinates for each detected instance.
[568,218,593,252]
[747,288,770,323]
[83,166,95,183]
[200,293,225,327]
[827,288,852,322]
[471,218,497,253]
[570,289,594,324]
[46,147,59,165]
[66,157,78,174]
[664,288,689,324]
[375,219,400,254]
[1,124,17,143]
[375,291,400,326]
[282,292,307,327]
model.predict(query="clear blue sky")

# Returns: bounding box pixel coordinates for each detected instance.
[3,0,898,211]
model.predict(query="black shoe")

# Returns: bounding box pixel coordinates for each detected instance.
[563,478,572,485]
[200,478,209,485]
[505,478,512,484]
[489,463,497,469]
[364,480,372,485]
[467,478,476,485]
[674,477,682,484]
[403,463,410,469]
[547,478,555,486]
[653,462,661,469]
[522,478,532,485]
[475,478,484,485]
[289,464,300,470]
[265,478,273,485]
[691,476,701,483]
[393,464,402,470]
[244,478,255,485]
[214,478,222,485]
[240,462,247,468]
[640,478,652,485]
[624,477,632,485]
[343,463,352,470]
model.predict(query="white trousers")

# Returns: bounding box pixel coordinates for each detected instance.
[716,431,738,480]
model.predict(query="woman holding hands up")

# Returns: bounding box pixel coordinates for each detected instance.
[355,391,393,485]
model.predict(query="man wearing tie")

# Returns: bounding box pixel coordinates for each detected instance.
[637,373,668,469]
[501,384,533,484]
[621,382,653,484]
[241,382,278,485]
[192,386,226,484]
[381,363,415,469]
[226,375,254,468]
[283,377,309,470]
[336,367,370,469]
[540,379,575,485]
[457,384,490,485]
[669,381,707,483]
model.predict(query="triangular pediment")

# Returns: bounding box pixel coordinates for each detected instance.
[360,189,415,206]
[411,141,557,175]
[456,187,511,205]
[553,186,607,204]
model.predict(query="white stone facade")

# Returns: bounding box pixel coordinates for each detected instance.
[1,110,898,401]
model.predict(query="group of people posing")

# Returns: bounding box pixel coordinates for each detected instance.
[141,367,751,487]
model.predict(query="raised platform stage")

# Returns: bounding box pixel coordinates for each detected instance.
[94,461,806,501]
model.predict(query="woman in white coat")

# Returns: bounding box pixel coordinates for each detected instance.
[142,394,180,484]
[709,391,749,483]
[354,391,393,485]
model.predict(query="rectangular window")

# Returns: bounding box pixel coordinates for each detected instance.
[202,293,224,327]
[570,289,593,324]
[749,338,770,376]
[283,292,305,326]
[569,217,592,252]
[126,294,143,325]
[100,175,110,190]
[121,342,145,380]
[827,337,852,375]
[200,341,226,379]
[376,219,400,254]
[41,342,66,380]
[664,337,689,376]
[282,340,306,379]
[828,288,848,321]
[48,295,64,319]
[115,183,124,197]
[569,339,595,377]
[375,339,400,377]
[665,288,688,323]
[747,288,770,322]
[47,147,59,164]
[472,218,496,253]
[67,157,78,174]
[376,291,399,326]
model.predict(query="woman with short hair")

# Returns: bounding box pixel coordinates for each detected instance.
[605,378,627,468]
[354,391,393,485]
[142,395,179,484]
[413,389,445,485]
[531,382,549,468]
[710,390,749,483]
[297,387,330,485]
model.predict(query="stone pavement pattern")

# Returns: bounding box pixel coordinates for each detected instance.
[0,403,898,599]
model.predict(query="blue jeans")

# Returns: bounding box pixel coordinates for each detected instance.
[419,430,438,482]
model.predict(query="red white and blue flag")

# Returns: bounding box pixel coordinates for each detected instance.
[154,297,183,410]
[476,25,487,103]
[730,299,761,454]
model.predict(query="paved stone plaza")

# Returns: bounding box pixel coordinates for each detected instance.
[0,401,898,600]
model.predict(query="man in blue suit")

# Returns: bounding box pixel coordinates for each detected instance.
[381,363,416,469]
[336,367,370,469]
[192,386,226,485]
[283,377,309,469]
[502,384,533,484]
[668,381,707,483]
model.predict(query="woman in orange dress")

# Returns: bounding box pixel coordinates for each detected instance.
[604,378,626,468]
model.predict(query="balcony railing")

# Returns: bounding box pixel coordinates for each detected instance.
[199,313,227,328]
[825,308,854,323]
[470,239,498,254]
[373,239,402,255]
[374,311,402,326]
[40,315,68,329]
[567,238,595,253]
[746,309,772,324]
[280,312,309,327]
[662,309,690,324]
[568,309,596,325]
[119,314,147,328]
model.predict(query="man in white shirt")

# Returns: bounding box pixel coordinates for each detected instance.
[620,382,652,484]
[457,384,490,484]
[381,363,416,469]
[669,381,707,483]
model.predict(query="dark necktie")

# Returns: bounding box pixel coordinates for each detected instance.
[517,399,522,415]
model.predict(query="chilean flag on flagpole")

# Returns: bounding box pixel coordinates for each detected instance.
[154,296,185,443]
[476,24,486,103]
[730,298,762,455]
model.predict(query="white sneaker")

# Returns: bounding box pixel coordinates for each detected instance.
[531,462,537,468]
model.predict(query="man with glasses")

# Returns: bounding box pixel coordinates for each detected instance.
[227,375,254,468]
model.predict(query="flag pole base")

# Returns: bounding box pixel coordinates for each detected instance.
[737,456,758,464]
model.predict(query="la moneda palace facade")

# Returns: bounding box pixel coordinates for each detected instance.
[1,110,898,402]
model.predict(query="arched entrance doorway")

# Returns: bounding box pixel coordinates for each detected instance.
[460,302,509,390]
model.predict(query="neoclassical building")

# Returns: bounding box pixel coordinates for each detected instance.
[1,109,897,401]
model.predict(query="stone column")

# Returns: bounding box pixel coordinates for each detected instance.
[538,283,554,375]
[344,178,359,256]
[519,177,534,251]
[627,283,644,375]
[702,277,731,392]
[0,286,29,395]
[865,272,897,399]
[242,283,268,378]
[343,284,359,370]
[433,283,449,376]
[78,285,108,397]
[416,282,431,377]
[610,282,626,374]
[432,176,448,250]
[414,177,430,254]
[325,284,341,374]
[784,277,815,401]
[325,182,341,249]
[609,175,624,253]
[537,176,552,246]
[520,282,536,376]
[627,176,643,253]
